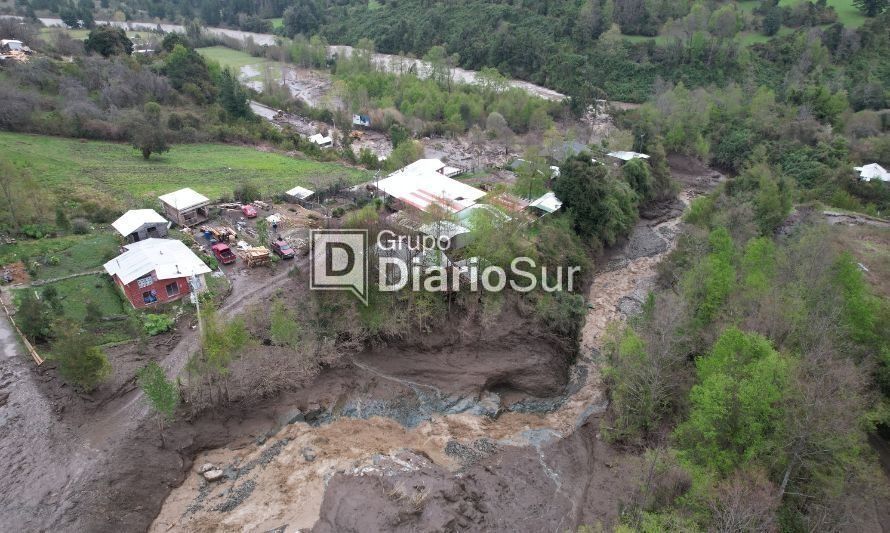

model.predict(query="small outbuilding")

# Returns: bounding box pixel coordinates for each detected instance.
[309,133,333,147]
[854,163,890,182]
[352,114,371,128]
[159,188,211,227]
[285,185,315,204]
[111,209,169,243]
[103,238,211,308]
[607,151,650,162]
[528,192,563,214]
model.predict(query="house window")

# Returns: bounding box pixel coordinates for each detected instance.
[143,290,158,304]
[147,226,158,235]
[165,282,180,297]
[136,274,154,288]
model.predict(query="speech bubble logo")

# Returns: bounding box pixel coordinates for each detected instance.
[309,229,368,305]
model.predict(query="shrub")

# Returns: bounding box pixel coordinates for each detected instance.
[144,314,175,336]
[233,182,262,203]
[53,329,112,392]
[71,218,91,235]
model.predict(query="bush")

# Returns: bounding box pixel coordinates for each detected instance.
[233,182,262,203]
[52,329,112,392]
[144,314,175,336]
[71,218,91,235]
[17,291,54,343]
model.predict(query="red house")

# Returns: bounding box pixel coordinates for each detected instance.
[103,238,212,309]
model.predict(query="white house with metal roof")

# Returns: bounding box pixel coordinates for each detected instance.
[103,239,211,308]
[111,209,169,243]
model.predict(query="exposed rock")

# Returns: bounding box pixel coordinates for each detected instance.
[617,296,643,317]
[279,408,305,426]
[623,225,668,260]
[302,447,317,462]
[203,469,225,482]
[197,463,215,474]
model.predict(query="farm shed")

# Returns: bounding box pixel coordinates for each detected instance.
[159,188,211,227]
[285,185,315,204]
[103,238,211,309]
[528,192,563,214]
[854,163,890,182]
[373,159,485,216]
[111,209,169,243]
[607,151,650,162]
[309,133,333,147]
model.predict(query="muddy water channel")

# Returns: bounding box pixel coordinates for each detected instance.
[34,18,565,102]
[149,197,688,532]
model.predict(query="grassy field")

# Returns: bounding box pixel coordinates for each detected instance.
[0,232,120,280]
[197,46,281,84]
[14,274,134,345]
[0,132,369,207]
[778,0,867,27]
[267,17,283,29]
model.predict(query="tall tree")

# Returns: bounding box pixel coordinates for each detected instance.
[138,361,180,447]
[853,0,888,17]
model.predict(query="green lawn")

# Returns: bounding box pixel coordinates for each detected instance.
[778,0,867,27]
[0,132,369,208]
[197,46,281,83]
[14,274,135,345]
[0,232,120,280]
[267,17,283,29]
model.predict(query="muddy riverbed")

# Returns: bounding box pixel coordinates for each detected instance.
[146,195,690,531]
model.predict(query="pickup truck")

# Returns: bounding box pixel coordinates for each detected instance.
[211,243,237,265]
[271,238,295,259]
[241,204,258,218]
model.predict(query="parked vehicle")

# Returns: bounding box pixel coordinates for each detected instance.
[271,238,295,259]
[241,204,257,218]
[211,243,237,265]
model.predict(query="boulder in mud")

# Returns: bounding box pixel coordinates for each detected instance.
[197,462,215,474]
[203,469,225,482]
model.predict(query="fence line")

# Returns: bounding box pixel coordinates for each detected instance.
[0,293,44,365]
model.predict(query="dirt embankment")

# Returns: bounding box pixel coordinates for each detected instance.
[149,191,689,532]
[1,160,700,533]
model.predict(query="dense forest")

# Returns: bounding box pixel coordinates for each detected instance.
[10,0,890,103]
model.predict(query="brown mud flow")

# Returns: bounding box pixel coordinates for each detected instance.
[149,194,690,532]
[1,162,708,532]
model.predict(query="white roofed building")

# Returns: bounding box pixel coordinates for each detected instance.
[111,209,169,243]
[158,188,211,227]
[528,192,563,214]
[607,151,650,162]
[285,185,315,202]
[854,163,890,182]
[103,239,211,308]
[309,133,333,147]
[374,159,485,215]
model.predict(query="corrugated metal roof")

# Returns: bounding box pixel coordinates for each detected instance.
[158,188,210,211]
[103,238,211,285]
[607,151,650,161]
[529,192,563,214]
[854,163,890,182]
[111,209,167,236]
[285,185,315,199]
[375,159,486,214]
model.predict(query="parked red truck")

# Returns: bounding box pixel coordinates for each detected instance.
[241,204,257,218]
[211,243,237,265]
